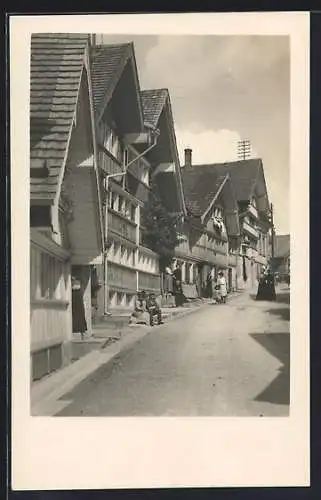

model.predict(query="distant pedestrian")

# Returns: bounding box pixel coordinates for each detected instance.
[217,271,227,304]
[256,268,276,301]
[256,268,266,300]
[164,264,174,295]
[265,269,276,301]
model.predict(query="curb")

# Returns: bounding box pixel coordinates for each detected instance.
[31,292,243,415]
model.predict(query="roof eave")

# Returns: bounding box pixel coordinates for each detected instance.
[201,173,230,224]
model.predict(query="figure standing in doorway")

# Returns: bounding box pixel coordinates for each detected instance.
[173,262,184,307]
[71,276,87,340]
[205,271,213,298]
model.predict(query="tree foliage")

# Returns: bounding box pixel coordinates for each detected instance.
[142,181,181,264]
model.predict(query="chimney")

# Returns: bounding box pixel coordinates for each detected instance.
[184,148,192,168]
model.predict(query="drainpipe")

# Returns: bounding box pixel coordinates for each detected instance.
[103,128,160,316]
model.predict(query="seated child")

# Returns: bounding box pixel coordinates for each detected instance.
[129,290,149,325]
[146,293,164,326]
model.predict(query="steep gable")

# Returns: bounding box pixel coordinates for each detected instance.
[140,88,168,129]
[140,88,186,215]
[91,43,144,133]
[180,166,227,217]
[189,158,270,213]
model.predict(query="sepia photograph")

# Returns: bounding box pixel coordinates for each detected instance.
[29,32,290,418]
[10,12,309,490]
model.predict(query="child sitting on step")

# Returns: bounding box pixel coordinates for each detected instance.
[146,293,164,326]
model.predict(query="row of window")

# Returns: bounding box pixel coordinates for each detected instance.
[109,290,135,308]
[213,207,223,218]
[109,192,137,222]
[101,122,124,164]
[30,247,69,301]
[199,233,227,248]
[107,241,159,273]
[100,122,151,186]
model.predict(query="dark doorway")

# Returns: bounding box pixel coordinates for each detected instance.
[228,267,233,292]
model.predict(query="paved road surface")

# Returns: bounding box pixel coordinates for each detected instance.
[57,288,290,417]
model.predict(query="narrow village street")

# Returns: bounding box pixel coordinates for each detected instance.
[56,286,290,417]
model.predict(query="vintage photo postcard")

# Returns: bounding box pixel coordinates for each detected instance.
[10,12,310,490]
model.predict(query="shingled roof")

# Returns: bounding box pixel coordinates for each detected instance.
[180,165,228,217]
[192,159,263,203]
[91,43,133,119]
[274,234,290,258]
[30,33,88,200]
[140,89,168,128]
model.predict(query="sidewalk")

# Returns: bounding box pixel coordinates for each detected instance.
[31,291,243,416]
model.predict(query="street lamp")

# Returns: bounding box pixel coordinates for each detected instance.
[102,128,160,317]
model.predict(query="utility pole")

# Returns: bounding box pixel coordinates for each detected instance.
[237,139,251,160]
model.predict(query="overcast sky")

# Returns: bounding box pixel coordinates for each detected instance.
[102,34,290,234]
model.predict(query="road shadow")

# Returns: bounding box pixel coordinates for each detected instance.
[267,307,290,322]
[249,290,290,322]
[250,290,290,304]
[250,332,290,406]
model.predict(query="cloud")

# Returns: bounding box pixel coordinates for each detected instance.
[141,35,289,99]
[140,35,290,233]
[99,34,290,233]
[175,124,258,164]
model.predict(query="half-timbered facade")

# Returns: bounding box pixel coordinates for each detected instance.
[182,157,272,291]
[156,148,240,297]
[223,159,272,290]
[179,149,240,296]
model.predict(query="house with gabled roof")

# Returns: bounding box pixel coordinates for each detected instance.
[178,152,272,291]
[214,158,272,289]
[164,148,241,297]
[89,43,186,316]
[30,33,105,381]
[139,88,186,217]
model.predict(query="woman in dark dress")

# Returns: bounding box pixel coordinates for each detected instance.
[256,268,276,301]
[173,263,184,307]
[72,276,87,340]
[265,270,276,301]
[205,272,213,298]
[256,270,266,300]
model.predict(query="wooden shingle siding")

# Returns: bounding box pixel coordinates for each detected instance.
[65,167,102,264]
[30,33,88,200]
[140,89,168,128]
[90,44,132,116]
